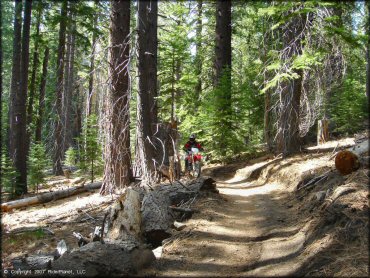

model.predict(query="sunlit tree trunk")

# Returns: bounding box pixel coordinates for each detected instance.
[194,0,203,102]
[53,0,68,175]
[101,0,132,194]
[366,1,370,100]
[0,0,2,172]
[136,0,159,185]
[63,11,76,155]
[275,9,307,156]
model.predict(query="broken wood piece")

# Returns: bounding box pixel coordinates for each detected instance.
[1,182,102,212]
[72,232,90,247]
[297,171,330,191]
[173,221,186,231]
[56,240,68,257]
[92,226,102,242]
[152,246,163,259]
[322,185,357,210]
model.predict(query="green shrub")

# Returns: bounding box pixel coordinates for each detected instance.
[64,147,77,167]
[28,143,50,192]
[1,152,18,197]
[77,114,103,182]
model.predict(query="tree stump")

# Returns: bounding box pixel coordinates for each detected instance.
[105,187,142,242]
[317,118,329,145]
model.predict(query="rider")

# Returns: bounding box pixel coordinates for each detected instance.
[183,134,203,170]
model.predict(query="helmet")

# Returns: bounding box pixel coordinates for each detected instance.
[189,134,196,141]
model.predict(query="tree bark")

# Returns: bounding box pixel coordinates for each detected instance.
[53,0,68,175]
[317,119,329,145]
[214,0,231,87]
[9,0,32,195]
[26,4,42,150]
[275,8,308,156]
[136,0,159,185]
[195,0,203,102]
[214,0,232,154]
[35,47,49,142]
[366,1,370,100]
[63,13,76,155]
[87,5,97,117]
[101,0,132,194]
[0,0,2,169]
[9,0,23,157]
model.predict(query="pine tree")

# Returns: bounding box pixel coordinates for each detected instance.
[28,143,50,193]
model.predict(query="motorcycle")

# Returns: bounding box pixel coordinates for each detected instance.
[185,147,202,178]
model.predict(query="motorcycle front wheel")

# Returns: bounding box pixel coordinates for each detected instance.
[193,161,201,178]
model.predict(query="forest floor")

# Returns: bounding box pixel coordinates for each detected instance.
[2,136,369,277]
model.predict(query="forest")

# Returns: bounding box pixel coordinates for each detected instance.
[1,0,369,277]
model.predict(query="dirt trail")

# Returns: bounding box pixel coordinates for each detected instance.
[141,168,317,277]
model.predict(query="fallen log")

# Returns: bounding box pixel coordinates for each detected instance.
[334,139,368,176]
[1,182,102,212]
[7,226,54,236]
[302,144,355,154]
[141,191,173,247]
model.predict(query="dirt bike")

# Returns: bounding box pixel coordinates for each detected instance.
[185,147,202,178]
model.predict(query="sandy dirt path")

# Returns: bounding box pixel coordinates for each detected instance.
[141,171,318,277]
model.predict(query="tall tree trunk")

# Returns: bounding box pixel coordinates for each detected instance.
[0,0,2,171]
[275,9,307,156]
[63,15,76,155]
[171,48,175,121]
[194,0,203,102]
[366,1,370,100]
[53,0,68,175]
[263,20,273,152]
[87,5,98,117]
[100,0,132,194]
[9,0,32,195]
[214,0,232,154]
[35,47,49,143]
[26,4,42,151]
[276,69,303,155]
[136,0,159,185]
[9,0,23,157]
[214,0,231,86]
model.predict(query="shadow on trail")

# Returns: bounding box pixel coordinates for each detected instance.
[150,177,341,277]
